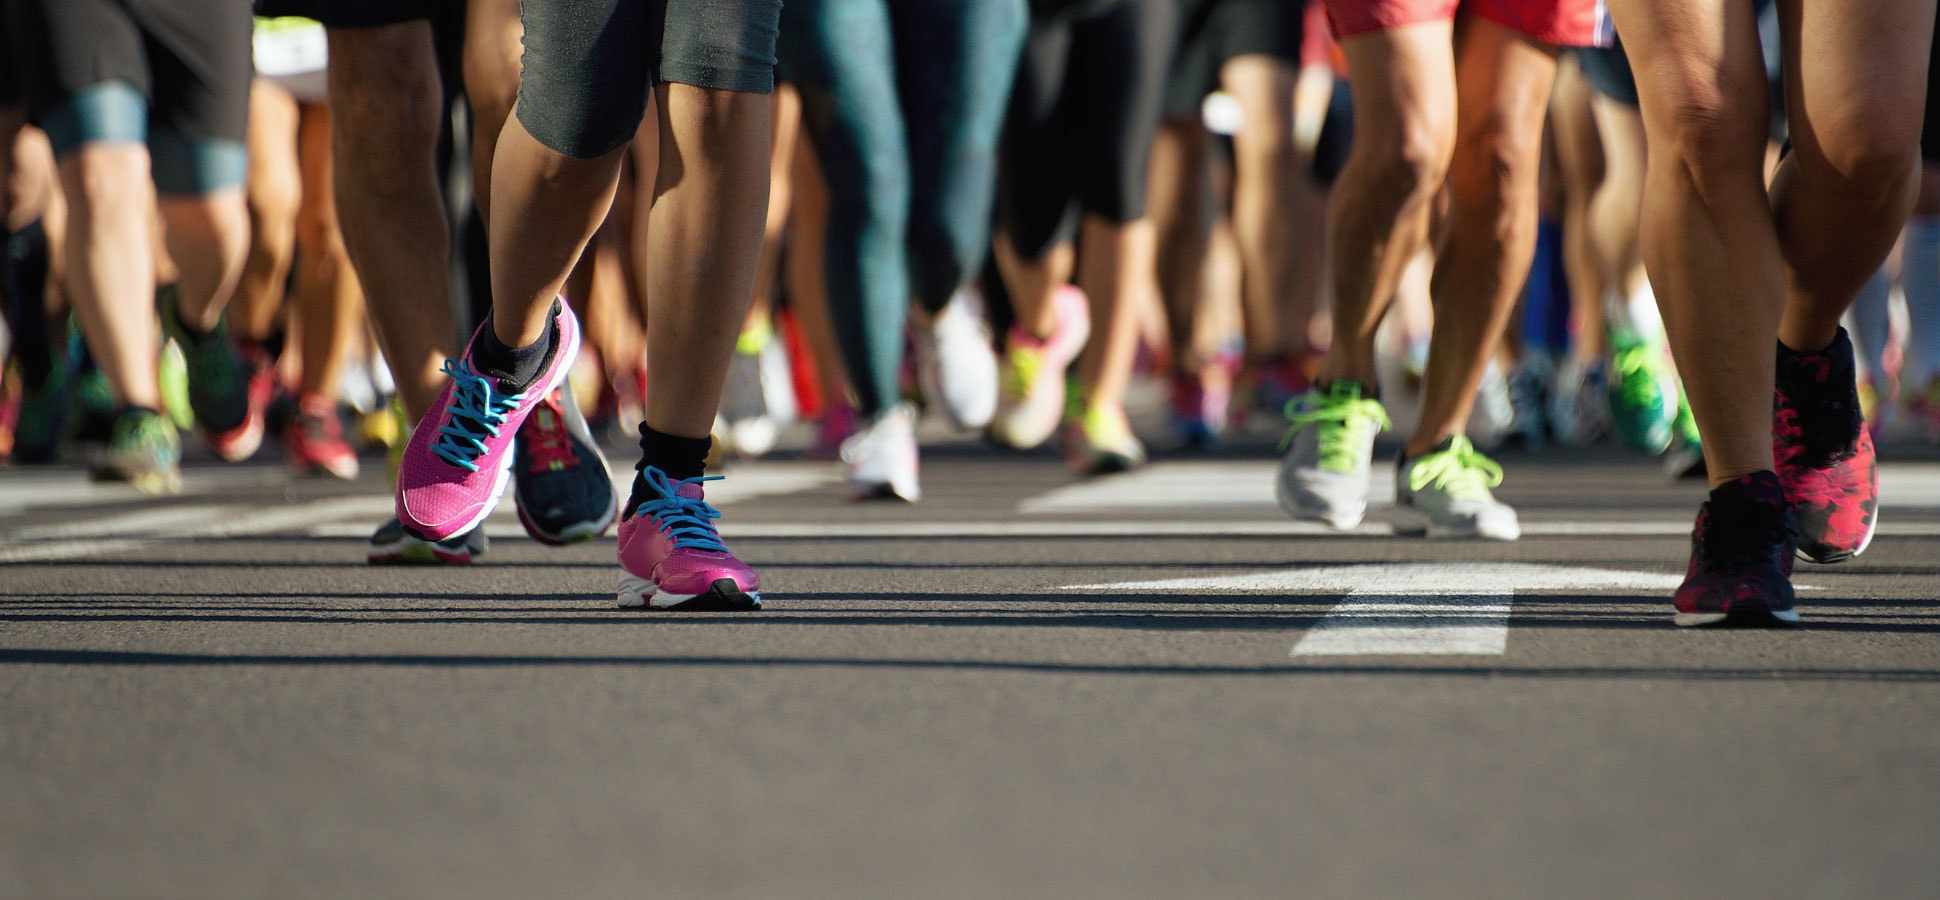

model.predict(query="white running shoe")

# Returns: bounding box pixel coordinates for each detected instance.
[1548,355,1610,447]
[914,286,999,430]
[841,402,921,502]
[1275,381,1390,530]
[1394,434,1520,541]
[718,324,797,458]
[991,286,1090,450]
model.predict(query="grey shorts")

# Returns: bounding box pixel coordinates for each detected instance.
[517,0,783,159]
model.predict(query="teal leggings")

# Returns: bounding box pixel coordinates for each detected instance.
[779,0,1027,416]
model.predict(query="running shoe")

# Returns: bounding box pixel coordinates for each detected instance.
[913,286,999,430]
[1235,353,1313,431]
[286,393,361,480]
[1394,434,1520,541]
[159,288,267,461]
[1674,471,1799,627]
[1066,402,1148,475]
[1275,380,1390,529]
[68,366,117,445]
[1547,355,1610,447]
[367,516,487,565]
[1502,356,1549,450]
[1663,393,1707,481]
[11,368,67,463]
[1169,364,1232,448]
[396,300,581,542]
[1774,328,1877,564]
[89,407,182,495]
[991,286,1090,450]
[718,321,795,458]
[1466,362,1515,450]
[812,395,858,460]
[1607,336,1680,454]
[159,340,192,431]
[616,466,761,610]
[841,401,921,501]
[511,387,618,545]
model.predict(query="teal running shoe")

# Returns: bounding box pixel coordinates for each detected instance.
[1608,335,1680,454]
[90,408,182,495]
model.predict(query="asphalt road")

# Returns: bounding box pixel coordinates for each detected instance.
[3,427,1937,899]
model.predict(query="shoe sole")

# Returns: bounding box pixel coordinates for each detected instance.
[515,495,617,546]
[1392,507,1522,542]
[90,464,183,495]
[1274,476,1365,530]
[368,538,479,565]
[1795,515,1876,565]
[618,575,761,611]
[1674,608,1801,627]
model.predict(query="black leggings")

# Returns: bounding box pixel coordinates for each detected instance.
[515,0,782,160]
[997,0,1178,259]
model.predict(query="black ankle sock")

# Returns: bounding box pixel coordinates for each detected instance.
[472,303,557,389]
[626,426,712,517]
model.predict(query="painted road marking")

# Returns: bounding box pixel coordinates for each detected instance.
[1292,592,1512,655]
[1069,563,1693,657]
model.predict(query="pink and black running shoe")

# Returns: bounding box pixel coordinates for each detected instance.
[616,466,761,610]
[396,300,581,541]
[1774,328,1877,564]
[1674,471,1799,627]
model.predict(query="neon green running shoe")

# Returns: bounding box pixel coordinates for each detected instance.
[1275,380,1390,529]
[1395,434,1519,541]
[1607,334,1679,454]
[90,408,182,495]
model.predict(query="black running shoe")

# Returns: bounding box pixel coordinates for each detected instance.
[512,388,617,545]
[1673,471,1799,627]
[159,285,265,461]
[367,516,488,565]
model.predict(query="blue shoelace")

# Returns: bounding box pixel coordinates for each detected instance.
[431,359,523,472]
[636,467,728,552]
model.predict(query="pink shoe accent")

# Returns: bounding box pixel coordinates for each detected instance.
[396,300,581,541]
[616,467,761,610]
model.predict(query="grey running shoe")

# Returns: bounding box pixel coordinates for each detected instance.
[1394,435,1520,541]
[1275,381,1389,529]
[367,516,488,565]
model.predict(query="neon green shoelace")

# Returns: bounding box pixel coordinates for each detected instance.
[1003,345,1043,401]
[1280,391,1391,473]
[1406,435,1502,500]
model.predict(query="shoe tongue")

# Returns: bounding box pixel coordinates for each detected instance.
[1326,380,1366,402]
[674,481,706,501]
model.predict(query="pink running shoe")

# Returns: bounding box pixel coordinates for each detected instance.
[616,467,762,610]
[990,285,1090,450]
[396,300,581,541]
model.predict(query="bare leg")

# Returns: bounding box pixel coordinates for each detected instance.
[1149,118,1213,365]
[235,79,301,345]
[327,23,454,421]
[1223,54,1304,362]
[993,232,1076,341]
[1073,214,1156,412]
[1771,0,1935,352]
[60,147,160,409]
[463,0,523,222]
[1409,18,1558,456]
[1321,23,1457,388]
[293,104,364,400]
[1548,56,1607,363]
[1588,94,1648,308]
[1605,0,1783,486]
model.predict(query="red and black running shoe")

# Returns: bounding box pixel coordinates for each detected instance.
[1774,328,1877,564]
[1674,471,1799,627]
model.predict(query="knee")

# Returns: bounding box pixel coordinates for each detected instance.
[1446,110,1545,230]
[1647,72,1769,192]
[1356,118,1452,210]
[1799,118,1922,199]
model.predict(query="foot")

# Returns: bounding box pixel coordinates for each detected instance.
[1066,402,1148,476]
[1774,328,1877,564]
[1394,434,1519,541]
[1169,360,1233,449]
[616,467,761,610]
[913,286,999,430]
[286,394,361,480]
[1547,355,1609,448]
[1674,471,1799,627]
[89,408,182,495]
[990,286,1089,450]
[396,299,580,542]
[159,287,269,462]
[512,387,618,545]
[1607,335,1679,454]
[10,369,68,463]
[1275,381,1389,530]
[1502,356,1549,451]
[367,515,487,565]
[841,402,921,502]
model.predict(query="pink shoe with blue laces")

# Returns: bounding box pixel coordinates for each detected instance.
[616,466,762,610]
[396,300,581,541]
